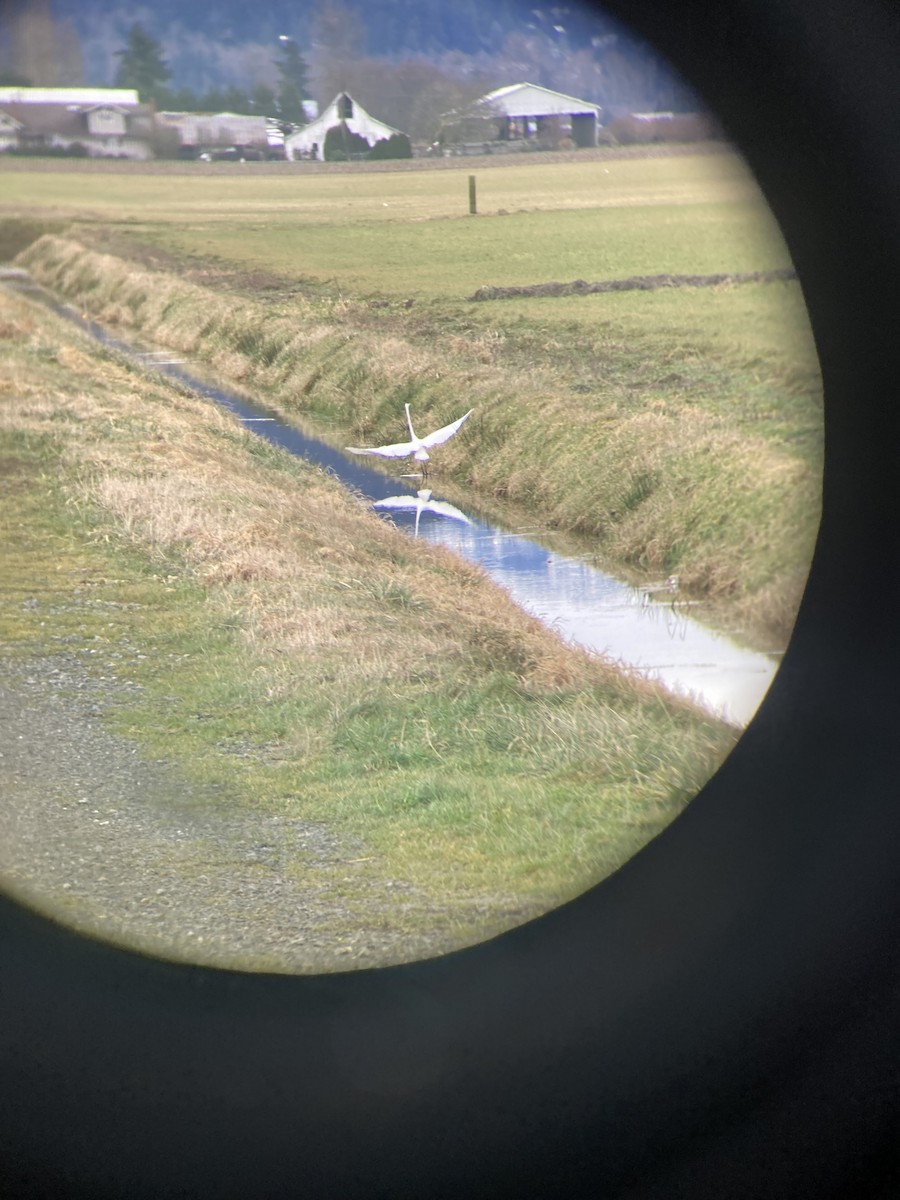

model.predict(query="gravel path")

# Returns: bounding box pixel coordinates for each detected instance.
[0,651,500,973]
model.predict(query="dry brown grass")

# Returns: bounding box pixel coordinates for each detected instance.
[0,284,656,709]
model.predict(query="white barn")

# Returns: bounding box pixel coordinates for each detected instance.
[285,93,404,161]
[444,82,603,151]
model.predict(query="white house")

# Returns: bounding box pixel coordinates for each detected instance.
[0,94,154,158]
[0,108,23,152]
[285,93,404,161]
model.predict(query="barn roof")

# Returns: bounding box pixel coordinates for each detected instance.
[0,103,85,136]
[0,87,139,107]
[285,93,405,158]
[478,82,601,118]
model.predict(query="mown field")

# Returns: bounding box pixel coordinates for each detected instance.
[1,150,789,291]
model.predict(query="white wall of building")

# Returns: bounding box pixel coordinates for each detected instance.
[285,94,403,160]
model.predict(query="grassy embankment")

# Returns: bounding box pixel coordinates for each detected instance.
[0,283,737,961]
[3,150,823,647]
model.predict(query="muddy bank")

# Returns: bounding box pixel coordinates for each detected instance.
[470,267,798,300]
[0,140,731,178]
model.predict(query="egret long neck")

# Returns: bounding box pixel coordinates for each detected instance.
[404,403,417,442]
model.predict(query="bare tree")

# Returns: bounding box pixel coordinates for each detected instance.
[592,44,664,111]
[310,1,366,101]
[394,61,494,143]
[2,0,84,86]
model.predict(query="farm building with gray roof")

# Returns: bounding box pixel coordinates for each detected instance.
[440,82,603,153]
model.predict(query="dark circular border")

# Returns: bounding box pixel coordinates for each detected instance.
[3,1,900,1196]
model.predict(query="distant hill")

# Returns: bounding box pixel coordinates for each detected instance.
[53,0,614,61]
[24,0,698,116]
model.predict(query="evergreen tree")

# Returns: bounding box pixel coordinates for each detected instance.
[114,23,171,106]
[369,132,412,159]
[221,85,253,114]
[166,86,201,112]
[323,121,370,161]
[0,68,31,86]
[199,87,226,113]
[275,36,310,125]
[251,83,278,117]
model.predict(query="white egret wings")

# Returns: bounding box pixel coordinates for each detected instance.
[346,405,473,463]
[418,409,473,449]
[346,438,419,459]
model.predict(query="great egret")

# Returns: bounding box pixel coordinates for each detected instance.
[639,575,680,607]
[346,403,473,477]
[373,489,472,537]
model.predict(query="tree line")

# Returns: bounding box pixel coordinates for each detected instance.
[107,23,312,125]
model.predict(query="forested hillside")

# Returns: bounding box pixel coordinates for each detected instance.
[59,0,623,59]
[0,0,701,139]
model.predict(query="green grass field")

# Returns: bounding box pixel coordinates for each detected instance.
[0,151,759,218]
[1,152,790,291]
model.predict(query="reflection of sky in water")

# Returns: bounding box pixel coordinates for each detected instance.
[401,510,776,728]
[20,284,779,729]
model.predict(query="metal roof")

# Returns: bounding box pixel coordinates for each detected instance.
[0,103,86,135]
[478,82,601,118]
[0,87,140,107]
[285,94,404,159]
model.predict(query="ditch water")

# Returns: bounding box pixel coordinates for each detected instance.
[5,270,780,727]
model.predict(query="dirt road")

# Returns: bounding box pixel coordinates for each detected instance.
[0,650,506,974]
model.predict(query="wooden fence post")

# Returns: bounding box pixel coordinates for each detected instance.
[468,174,477,215]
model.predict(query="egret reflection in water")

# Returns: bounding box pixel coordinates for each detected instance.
[374,489,473,536]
